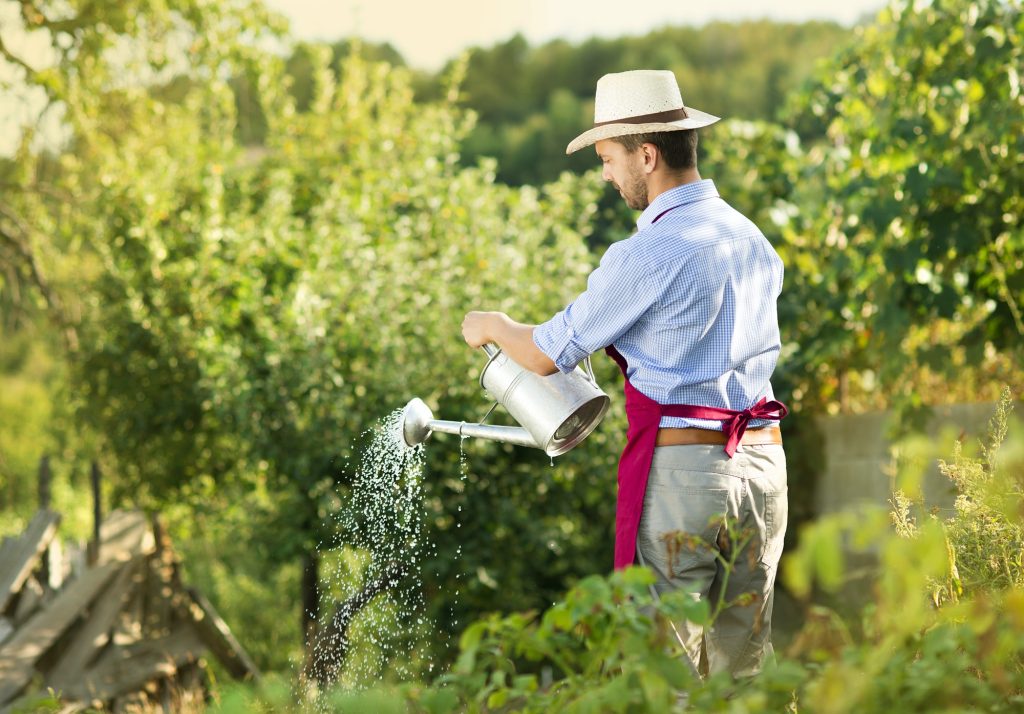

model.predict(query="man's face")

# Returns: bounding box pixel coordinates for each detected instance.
[595,139,649,211]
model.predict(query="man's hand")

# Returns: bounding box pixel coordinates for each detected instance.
[461,311,504,349]
[460,311,558,375]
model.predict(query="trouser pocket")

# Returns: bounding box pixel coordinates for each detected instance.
[757,485,788,569]
[639,479,730,579]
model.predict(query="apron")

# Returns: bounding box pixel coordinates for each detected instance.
[605,345,788,570]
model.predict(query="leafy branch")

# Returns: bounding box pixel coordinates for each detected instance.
[0,201,78,351]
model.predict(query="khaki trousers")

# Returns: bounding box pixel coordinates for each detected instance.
[637,442,788,678]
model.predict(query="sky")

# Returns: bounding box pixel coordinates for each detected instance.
[262,0,887,70]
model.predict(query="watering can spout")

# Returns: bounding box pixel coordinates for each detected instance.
[400,397,541,450]
[398,345,610,457]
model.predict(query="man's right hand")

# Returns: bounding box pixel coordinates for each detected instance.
[461,311,558,376]
[461,311,503,349]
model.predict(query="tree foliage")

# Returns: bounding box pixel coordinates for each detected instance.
[777,0,1024,415]
[433,22,854,185]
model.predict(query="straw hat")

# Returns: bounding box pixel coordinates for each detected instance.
[566,70,720,155]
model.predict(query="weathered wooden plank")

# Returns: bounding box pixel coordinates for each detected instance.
[141,545,174,639]
[98,511,155,565]
[111,566,145,649]
[11,576,43,626]
[185,588,260,681]
[142,515,193,642]
[46,558,144,691]
[66,627,206,703]
[0,539,15,575]
[0,560,120,706]
[150,517,184,591]
[63,542,87,583]
[0,511,61,614]
[45,537,65,591]
[0,617,12,647]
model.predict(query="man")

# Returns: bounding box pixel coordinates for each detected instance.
[461,70,788,678]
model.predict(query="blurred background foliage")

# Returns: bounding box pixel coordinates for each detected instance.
[0,0,1022,694]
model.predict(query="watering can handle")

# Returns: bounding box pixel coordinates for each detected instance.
[481,342,598,385]
[582,355,598,385]
[479,345,504,415]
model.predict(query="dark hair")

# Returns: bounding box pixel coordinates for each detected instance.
[611,129,698,170]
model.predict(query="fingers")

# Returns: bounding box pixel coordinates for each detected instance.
[461,311,487,348]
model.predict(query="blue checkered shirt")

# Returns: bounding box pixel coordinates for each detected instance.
[533,179,784,430]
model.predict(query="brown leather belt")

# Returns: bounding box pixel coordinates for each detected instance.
[656,427,783,448]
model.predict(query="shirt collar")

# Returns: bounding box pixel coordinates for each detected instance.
[636,179,719,231]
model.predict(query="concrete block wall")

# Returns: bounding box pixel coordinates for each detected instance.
[813,402,1010,517]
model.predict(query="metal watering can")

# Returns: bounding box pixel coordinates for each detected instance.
[400,344,610,457]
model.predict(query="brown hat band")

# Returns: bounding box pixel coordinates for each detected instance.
[593,107,689,127]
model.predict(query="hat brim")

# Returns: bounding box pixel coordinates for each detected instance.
[565,108,720,155]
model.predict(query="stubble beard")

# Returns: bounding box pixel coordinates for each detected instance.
[619,165,649,211]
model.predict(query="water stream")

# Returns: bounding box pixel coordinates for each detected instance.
[308,408,468,695]
[311,409,429,688]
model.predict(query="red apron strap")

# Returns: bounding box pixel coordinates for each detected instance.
[604,344,628,372]
[606,345,660,568]
[662,399,788,457]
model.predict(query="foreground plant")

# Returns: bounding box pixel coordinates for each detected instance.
[893,386,1024,603]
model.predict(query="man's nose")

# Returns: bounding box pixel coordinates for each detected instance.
[601,166,612,182]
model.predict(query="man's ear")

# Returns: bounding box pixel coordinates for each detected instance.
[640,143,659,174]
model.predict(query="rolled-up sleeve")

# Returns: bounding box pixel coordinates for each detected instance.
[533,242,659,373]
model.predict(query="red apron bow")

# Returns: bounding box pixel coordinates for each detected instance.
[681,397,790,457]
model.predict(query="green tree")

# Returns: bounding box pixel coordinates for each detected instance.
[780,0,1024,415]
[0,0,287,524]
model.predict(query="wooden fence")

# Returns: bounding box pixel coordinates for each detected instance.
[0,456,259,712]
